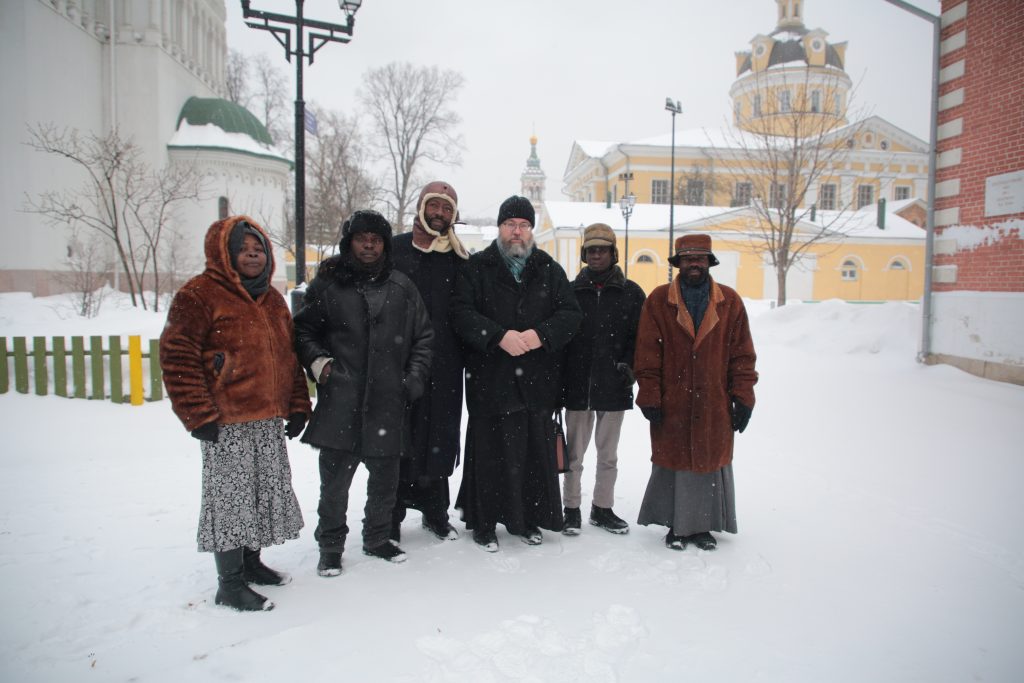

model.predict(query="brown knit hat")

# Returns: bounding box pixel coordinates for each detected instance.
[579,223,618,263]
[668,233,720,268]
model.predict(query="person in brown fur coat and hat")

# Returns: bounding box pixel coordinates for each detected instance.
[161,215,311,612]
[634,234,758,551]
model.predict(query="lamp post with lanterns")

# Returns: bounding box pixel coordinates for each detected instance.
[240,0,363,296]
[665,97,682,282]
[619,192,636,279]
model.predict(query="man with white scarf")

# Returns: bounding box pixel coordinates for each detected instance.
[390,181,469,541]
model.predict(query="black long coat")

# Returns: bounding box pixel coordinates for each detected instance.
[390,232,465,477]
[562,266,647,412]
[293,256,433,458]
[451,242,582,416]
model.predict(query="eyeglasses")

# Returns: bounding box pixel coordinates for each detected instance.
[501,220,533,232]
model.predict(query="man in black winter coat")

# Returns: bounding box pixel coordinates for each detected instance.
[561,223,646,536]
[450,195,582,552]
[293,210,433,575]
[390,180,469,542]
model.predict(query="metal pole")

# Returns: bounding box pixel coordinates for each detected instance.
[624,212,630,279]
[882,0,940,363]
[668,107,677,283]
[294,0,306,288]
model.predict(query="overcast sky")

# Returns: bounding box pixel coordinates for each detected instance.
[225,0,942,222]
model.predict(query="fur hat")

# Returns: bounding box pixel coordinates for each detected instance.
[667,233,720,268]
[339,210,393,255]
[579,222,618,264]
[497,195,535,228]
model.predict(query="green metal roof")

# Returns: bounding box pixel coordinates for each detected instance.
[176,96,274,146]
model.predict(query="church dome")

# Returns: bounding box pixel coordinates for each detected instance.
[175,97,275,146]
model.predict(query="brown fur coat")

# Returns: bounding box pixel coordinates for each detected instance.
[160,216,311,432]
[634,275,757,473]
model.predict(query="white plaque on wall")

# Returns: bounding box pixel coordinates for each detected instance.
[984,170,1024,217]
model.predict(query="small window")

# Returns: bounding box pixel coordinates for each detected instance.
[753,94,762,117]
[819,183,837,211]
[834,94,842,115]
[880,140,890,151]
[890,259,907,270]
[894,186,911,201]
[811,90,821,113]
[841,259,859,281]
[779,90,791,113]
[734,182,753,207]
[770,182,788,209]
[218,196,229,220]
[637,254,654,264]
[734,100,742,123]
[685,179,705,206]
[857,185,875,209]
[651,179,670,204]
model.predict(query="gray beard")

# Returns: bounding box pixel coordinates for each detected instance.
[498,236,534,259]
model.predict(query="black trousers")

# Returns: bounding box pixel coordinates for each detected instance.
[393,470,451,525]
[315,447,400,552]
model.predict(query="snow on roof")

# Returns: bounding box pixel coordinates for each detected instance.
[545,200,734,231]
[167,122,291,164]
[811,207,925,239]
[574,140,616,157]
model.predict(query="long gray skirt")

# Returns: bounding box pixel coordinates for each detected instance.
[197,418,304,552]
[636,463,737,536]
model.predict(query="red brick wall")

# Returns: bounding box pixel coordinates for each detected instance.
[935,0,1024,292]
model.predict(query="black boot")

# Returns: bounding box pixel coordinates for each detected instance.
[562,507,582,536]
[214,548,274,611]
[590,505,630,534]
[242,547,292,586]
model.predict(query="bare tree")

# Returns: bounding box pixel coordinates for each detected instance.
[711,72,877,305]
[24,124,206,311]
[224,48,252,107]
[305,106,377,262]
[359,62,465,232]
[250,52,291,148]
[55,229,114,318]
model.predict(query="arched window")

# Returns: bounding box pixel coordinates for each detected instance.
[637,254,654,264]
[218,196,229,220]
[841,259,859,281]
[888,258,908,271]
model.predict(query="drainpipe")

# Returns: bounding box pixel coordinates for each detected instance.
[883,0,939,363]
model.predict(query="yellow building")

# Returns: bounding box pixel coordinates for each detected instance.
[530,0,929,303]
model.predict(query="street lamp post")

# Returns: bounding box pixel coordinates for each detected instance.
[240,0,362,296]
[619,192,636,279]
[665,98,682,282]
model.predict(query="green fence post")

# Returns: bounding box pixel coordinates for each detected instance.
[32,337,48,396]
[90,336,104,400]
[53,337,68,398]
[0,336,8,394]
[14,337,29,394]
[71,337,86,399]
[108,335,123,404]
[148,339,163,401]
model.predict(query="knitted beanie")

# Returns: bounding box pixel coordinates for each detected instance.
[497,195,535,227]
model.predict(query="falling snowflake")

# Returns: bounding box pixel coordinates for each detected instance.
[378,428,387,436]
[515,367,523,376]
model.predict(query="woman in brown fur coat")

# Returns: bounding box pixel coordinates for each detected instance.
[161,216,311,612]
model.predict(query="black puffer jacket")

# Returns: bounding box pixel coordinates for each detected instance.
[451,241,582,416]
[293,255,433,457]
[562,266,646,412]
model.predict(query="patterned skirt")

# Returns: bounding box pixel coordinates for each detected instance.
[636,463,737,536]
[197,418,304,552]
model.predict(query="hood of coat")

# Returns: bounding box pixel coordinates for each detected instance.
[202,215,275,296]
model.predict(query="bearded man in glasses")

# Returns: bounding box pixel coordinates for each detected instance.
[450,195,582,552]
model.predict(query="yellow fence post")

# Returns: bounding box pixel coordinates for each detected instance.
[128,335,144,406]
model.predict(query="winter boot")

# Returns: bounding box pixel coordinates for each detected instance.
[362,541,408,563]
[520,526,543,545]
[473,528,499,553]
[562,507,582,536]
[422,514,459,541]
[688,532,718,551]
[242,548,291,586]
[589,505,630,534]
[214,548,274,611]
[317,551,343,577]
[664,532,687,551]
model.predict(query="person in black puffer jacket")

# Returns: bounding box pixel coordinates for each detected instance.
[293,210,433,574]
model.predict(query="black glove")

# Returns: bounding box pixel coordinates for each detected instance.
[191,422,219,443]
[640,406,663,425]
[403,375,425,402]
[731,399,752,433]
[615,362,636,385]
[285,412,307,440]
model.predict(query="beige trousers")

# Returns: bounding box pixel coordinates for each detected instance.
[562,409,625,509]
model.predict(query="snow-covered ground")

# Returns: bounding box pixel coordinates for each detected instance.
[1,291,1022,682]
